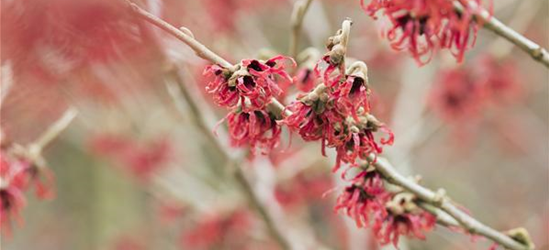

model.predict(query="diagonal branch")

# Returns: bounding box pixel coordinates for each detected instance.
[26,108,78,167]
[289,0,314,59]
[455,0,549,68]
[370,156,533,250]
[126,0,232,68]
[164,67,293,250]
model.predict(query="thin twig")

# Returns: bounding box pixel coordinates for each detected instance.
[289,0,314,59]
[128,1,290,118]
[371,156,533,250]
[487,0,541,58]
[164,66,293,250]
[126,1,232,68]
[131,3,295,245]
[455,0,549,68]
[28,108,78,157]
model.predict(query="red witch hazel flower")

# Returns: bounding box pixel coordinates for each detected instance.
[331,62,372,121]
[475,54,521,104]
[429,66,482,122]
[362,0,492,64]
[286,33,393,171]
[294,48,322,92]
[335,166,389,228]
[221,109,282,154]
[0,143,56,236]
[89,134,172,181]
[283,85,344,143]
[374,192,437,247]
[315,20,352,82]
[180,210,253,250]
[0,154,28,236]
[331,114,394,171]
[335,166,436,248]
[429,53,520,124]
[204,55,295,111]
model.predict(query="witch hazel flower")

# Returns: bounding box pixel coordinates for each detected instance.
[429,53,519,125]
[335,166,390,228]
[362,0,492,64]
[331,114,394,171]
[335,165,436,247]
[204,55,294,111]
[283,84,343,143]
[374,192,437,247]
[331,61,372,122]
[294,48,322,92]
[89,134,172,182]
[0,143,56,236]
[0,153,28,236]
[429,66,482,123]
[315,20,352,82]
[180,210,253,250]
[222,108,282,154]
[286,22,394,170]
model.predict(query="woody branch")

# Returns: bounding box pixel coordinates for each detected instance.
[454,0,549,68]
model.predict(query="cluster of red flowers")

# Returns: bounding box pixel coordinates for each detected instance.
[179,210,254,250]
[335,166,436,247]
[200,20,439,248]
[0,141,55,236]
[88,134,172,182]
[429,54,521,123]
[362,0,492,64]
[204,56,294,153]
[275,172,333,210]
[284,37,393,171]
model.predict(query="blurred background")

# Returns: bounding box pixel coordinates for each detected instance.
[1,0,548,249]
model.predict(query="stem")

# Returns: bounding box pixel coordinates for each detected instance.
[455,0,549,68]
[29,108,78,156]
[128,1,291,119]
[289,0,314,59]
[126,1,232,68]
[371,156,533,250]
[164,67,293,250]
[233,164,291,250]
[128,3,296,246]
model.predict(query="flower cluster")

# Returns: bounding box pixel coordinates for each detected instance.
[429,54,521,123]
[335,166,436,247]
[285,61,393,171]
[362,0,492,64]
[224,109,281,153]
[88,134,172,182]
[275,172,332,210]
[179,210,253,250]
[294,48,322,93]
[0,142,55,236]
[204,56,294,154]
[205,56,294,111]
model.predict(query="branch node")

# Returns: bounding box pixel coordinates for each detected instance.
[505,228,535,249]
[432,188,447,206]
[179,27,195,39]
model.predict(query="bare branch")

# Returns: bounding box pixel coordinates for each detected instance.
[371,156,533,250]
[455,0,549,68]
[29,108,78,157]
[164,67,294,250]
[289,0,314,59]
[126,1,232,68]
